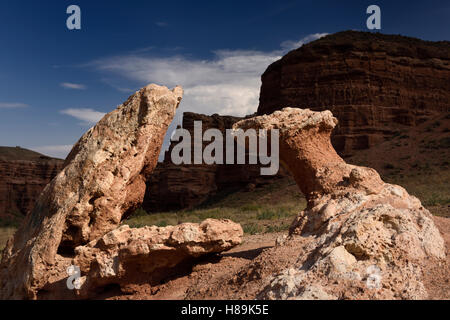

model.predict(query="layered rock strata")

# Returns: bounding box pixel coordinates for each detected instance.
[0,147,64,221]
[144,112,286,211]
[258,31,450,155]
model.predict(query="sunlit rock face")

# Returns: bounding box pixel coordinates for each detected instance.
[234,107,445,300]
[0,84,187,299]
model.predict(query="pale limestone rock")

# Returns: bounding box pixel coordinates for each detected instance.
[0,84,183,299]
[73,219,243,297]
[234,107,446,300]
[0,84,245,300]
[325,246,357,274]
[0,84,243,300]
[261,268,305,300]
[296,286,337,300]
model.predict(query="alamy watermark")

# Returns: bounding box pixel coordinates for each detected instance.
[66,265,82,290]
[66,5,81,30]
[170,121,279,176]
[366,264,382,289]
[366,5,381,30]
[65,5,380,31]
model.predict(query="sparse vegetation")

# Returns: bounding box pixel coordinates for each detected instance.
[384,168,450,215]
[2,162,448,251]
[124,177,306,235]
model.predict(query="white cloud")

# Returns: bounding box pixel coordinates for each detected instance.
[92,33,328,118]
[155,21,168,27]
[94,50,281,117]
[100,78,136,93]
[280,33,329,51]
[115,87,135,93]
[0,102,28,108]
[31,144,73,159]
[91,33,328,160]
[60,108,106,125]
[60,82,86,90]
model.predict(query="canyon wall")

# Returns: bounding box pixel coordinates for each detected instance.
[2,31,449,217]
[143,112,286,212]
[0,147,64,223]
[258,31,450,156]
[145,32,450,211]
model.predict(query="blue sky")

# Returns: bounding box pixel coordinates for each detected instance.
[0,0,449,159]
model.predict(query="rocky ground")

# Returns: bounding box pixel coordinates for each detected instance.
[107,215,449,300]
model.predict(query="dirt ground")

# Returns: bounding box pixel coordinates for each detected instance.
[109,216,450,300]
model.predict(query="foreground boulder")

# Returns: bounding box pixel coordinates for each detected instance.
[234,108,446,299]
[0,84,242,299]
[73,219,242,298]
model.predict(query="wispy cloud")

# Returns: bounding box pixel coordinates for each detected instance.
[91,33,327,117]
[100,78,136,93]
[60,108,106,125]
[93,50,281,117]
[0,102,29,108]
[31,144,73,159]
[155,21,168,27]
[115,87,135,93]
[90,32,327,159]
[60,82,86,90]
[280,33,329,51]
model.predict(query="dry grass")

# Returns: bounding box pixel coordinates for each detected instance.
[386,170,450,208]
[125,177,307,235]
[1,167,447,250]
[125,169,450,233]
[126,202,303,235]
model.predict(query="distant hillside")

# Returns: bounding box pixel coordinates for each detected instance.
[0,146,64,226]
[0,146,61,161]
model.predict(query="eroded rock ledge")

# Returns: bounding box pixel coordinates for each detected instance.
[234,108,446,299]
[73,219,242,298]
[0,84,243,299]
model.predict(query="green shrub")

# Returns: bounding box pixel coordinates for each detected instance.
[240,204,261,212]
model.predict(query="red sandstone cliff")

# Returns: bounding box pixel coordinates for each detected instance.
[258,31,450,156]
[2,32,449,216]
[144,32,450,211]
[0,147,64,224]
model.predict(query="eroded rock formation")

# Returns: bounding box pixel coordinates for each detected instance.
[146,31,450,212]
[144,112,286,211]
[258,31,450,156]
[234,108,446,299]
[0,84,243,300]
[73,219,242,298]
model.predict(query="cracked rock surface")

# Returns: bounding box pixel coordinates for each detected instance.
[234,108,445,299]
[0,84,243,299]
